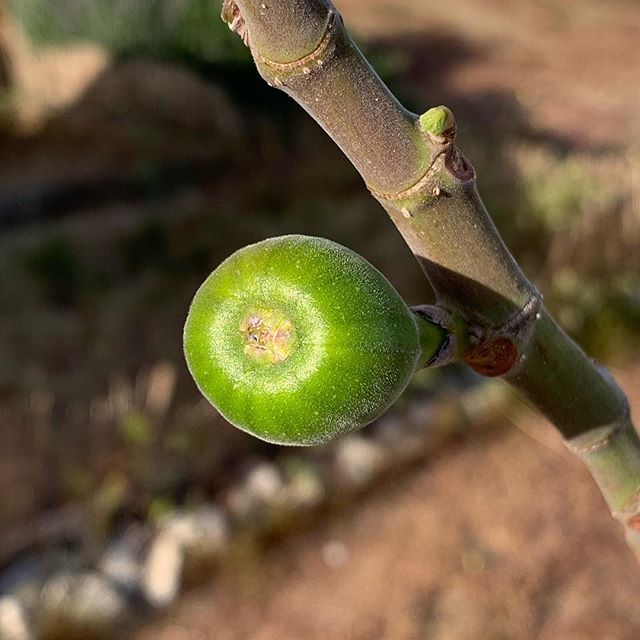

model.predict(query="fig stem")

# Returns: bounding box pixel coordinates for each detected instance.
[412,313,448,370]
[229,0,640,555]
[411,306,468,369]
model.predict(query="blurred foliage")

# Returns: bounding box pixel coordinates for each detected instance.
[551,271,640,359]
[521,153,613,232]
[121,411,154,448]
[147,495,177,521]
[507,153,639,360]
[10,0,250,65]
[26,235,83,306]
[121,219,172,275]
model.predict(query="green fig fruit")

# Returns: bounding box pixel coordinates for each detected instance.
[183,235,443,445]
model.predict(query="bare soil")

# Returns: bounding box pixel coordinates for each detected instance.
[342,0,640,149]
[132,368,640,640]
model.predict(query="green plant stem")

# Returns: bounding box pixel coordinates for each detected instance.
[226,0,640,554]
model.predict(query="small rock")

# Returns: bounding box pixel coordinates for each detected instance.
[425,582,487,640]
[161,505,229,558]
[321,541,349,569]
[281,458,325,511]
[141,532,184,609]
[158,505,230,584]
[0,555,48,611]
[39,571,128,636]
[227,462,286,523]
[334,435,388,489]
[373,415,425,463]
[406,400,437,432]
[244,463,284,502]
[99,527,146,594]
[0,595,32,640]
[459,380,505,424]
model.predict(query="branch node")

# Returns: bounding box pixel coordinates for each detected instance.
[566,390,631,455]
[501,290,544,343]
[368,144,475,202]
[368,153,446,202]
[569,421,626,455]
[254,11,337,77]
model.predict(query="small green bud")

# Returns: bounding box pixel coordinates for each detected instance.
[419,106,456,140]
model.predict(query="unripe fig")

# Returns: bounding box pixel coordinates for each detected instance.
[183,235,443,445]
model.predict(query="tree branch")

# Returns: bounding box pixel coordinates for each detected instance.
[223,0,640,555]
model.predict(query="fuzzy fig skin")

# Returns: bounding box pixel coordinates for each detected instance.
[183,235,424,445]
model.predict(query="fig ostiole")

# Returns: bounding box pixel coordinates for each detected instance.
[183,235,445,445]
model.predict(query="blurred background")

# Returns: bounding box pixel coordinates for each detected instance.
[1,0,640,638]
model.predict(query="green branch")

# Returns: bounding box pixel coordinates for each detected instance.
[222,0,640,555]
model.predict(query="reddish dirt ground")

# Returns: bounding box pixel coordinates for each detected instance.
[132,368,640,640]
[342,0,640,149]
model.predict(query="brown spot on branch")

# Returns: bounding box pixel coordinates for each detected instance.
[465,336,518,377]
[627,513,640,532]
